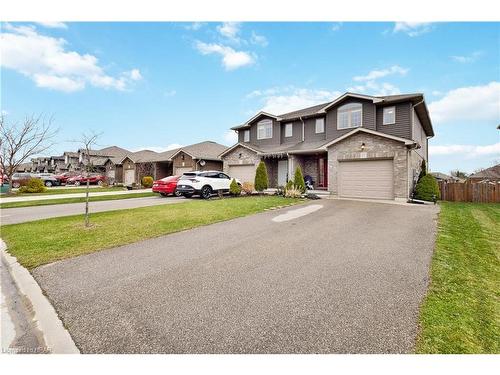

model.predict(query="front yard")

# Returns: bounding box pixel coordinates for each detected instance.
[1,196,301,269]
[416,202,499,353]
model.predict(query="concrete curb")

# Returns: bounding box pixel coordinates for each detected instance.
[0,240,80,354]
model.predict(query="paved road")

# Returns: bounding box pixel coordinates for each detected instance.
[0,188,151,203]
[1,196,186,225]
[32,200,439,353]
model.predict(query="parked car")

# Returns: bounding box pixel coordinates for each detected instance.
[152,175,182,197]
[67,173,106,186]
[176,171,240,199]
[55,171,79,185]
[34,173,60,187]
[11,172,34,188]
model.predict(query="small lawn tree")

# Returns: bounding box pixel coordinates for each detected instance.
[78,132,102,227]
[254,161,269,193]
[293,166,306,193]
[229,178,241,196]
[414,174,440,202]
[418,159,427,181]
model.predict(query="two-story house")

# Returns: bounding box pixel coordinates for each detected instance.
[220,92,434,201]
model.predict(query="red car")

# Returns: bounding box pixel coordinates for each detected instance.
[152,175,181,197]
[67,173,106,186]
[55,171,78,185]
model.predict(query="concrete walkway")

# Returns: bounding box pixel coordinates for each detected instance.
[0,188,152,203]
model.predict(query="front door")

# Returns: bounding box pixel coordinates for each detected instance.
[318,157,328,188]
[278,159,288,186]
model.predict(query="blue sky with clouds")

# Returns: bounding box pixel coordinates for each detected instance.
[1,21,498,173]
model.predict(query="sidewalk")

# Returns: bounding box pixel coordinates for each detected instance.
[0,188,152,203]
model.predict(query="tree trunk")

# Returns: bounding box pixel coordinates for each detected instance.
[84,168,90,227]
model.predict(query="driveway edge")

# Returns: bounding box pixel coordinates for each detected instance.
[0,240,80,354]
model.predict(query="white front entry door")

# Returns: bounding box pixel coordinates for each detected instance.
[278,160,288,186]
[124,169,135,185]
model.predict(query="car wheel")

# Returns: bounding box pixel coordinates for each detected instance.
[183,193,193,198]
[74,181,80,186]
[97,180,103,186]
[45,181,53,187]
[201,185,212,199]
[174,189,182,197]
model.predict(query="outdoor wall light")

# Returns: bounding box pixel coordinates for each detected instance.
[361,142,365,151]
[181,154,185,161]
[238,153,242,159]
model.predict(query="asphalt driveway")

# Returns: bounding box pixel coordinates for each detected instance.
[32,199,439,353]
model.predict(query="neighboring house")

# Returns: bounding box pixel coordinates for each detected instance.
[30,156,51,173]
[468,164,500,183]
[63,151,80,171]
[167,141,227,176]
[49,155,66,173]
[221,92,434,201]
[431,172,461,183]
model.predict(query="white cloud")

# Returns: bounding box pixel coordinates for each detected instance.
[430,143,500,158]
[451,51,483,63]
[184,22,204,31]
[348,81,401,96]
[393,22,433,37]
[249,86,341,115]
[217,22,241,43]
[428,82,500,123]
[223,130,238,145]
[0,24,141,92]
[331,22,342,31]
[163,89,177,97]
[126,68,142,81]
[353,65,409,82]
[250,31,268,47]
[36,22,68,29]
[195,41,254,70]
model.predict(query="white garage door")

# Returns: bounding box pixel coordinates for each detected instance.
[174,167,193,176]
[227,165,256,184]
[339,160,394,200]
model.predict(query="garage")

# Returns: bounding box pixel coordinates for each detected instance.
[339,159,394,200]
[227,165,256,184]
[174,167,193,176]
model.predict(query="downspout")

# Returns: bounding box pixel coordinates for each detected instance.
[300,116,305,142]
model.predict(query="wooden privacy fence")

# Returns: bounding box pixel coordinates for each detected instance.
[438,181,500,203]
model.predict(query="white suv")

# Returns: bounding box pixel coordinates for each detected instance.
[176,171,240,199]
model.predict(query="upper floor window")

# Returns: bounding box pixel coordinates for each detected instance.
[257,119,273,140]
[284,123,293,137]
[315,118,325,133]
[243,129,250,142]
[337,103,362,129]
[383,106,396,125]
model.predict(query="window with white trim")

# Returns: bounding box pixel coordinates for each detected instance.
[315,118,325,133]
[383,106,396,125]
[243,130,250,142]
[257,119,273,139]
[337,103,362,129]
[284,123,293,137]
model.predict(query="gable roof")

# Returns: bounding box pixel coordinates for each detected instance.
[468,164,500,180]
[169,141,228,161]
[232,91,434,137]
[322,127,416,149]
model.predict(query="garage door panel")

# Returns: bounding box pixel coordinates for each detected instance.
[174,167,193,176]
[339,160,394,200]
[227,165,256,184]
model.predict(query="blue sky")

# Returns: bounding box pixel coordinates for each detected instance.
[1,21,498,173]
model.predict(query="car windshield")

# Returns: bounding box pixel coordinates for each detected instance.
[179,173,197,180]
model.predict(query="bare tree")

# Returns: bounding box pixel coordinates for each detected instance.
[450,169,469,179]
[78,132,102,227]
[0,114,58,193]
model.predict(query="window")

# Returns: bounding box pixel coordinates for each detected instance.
[315,118,325,133]
[284,123,293,137]
[337,103,363,129]
[383,106,396,125]
[243,130,250,142]
[257,119,273,139]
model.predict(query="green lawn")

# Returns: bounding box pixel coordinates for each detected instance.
[1,196,301,269]
[8,186,127,196]
[0,192,157,209]
[416,202,500,353]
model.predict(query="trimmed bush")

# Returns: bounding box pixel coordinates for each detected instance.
[284,187,302,198]
[141,176,153,188]
[285,180,294,191]
[414,174,440,202]
[241,182,254,195]
[293,166,306,193]
[418,159,427,182]
[18,178,46,194]
[229,178,241,196]
[254,161,269,192]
